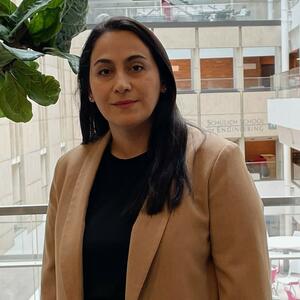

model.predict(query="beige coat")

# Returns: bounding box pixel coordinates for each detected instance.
[41,126,271,300]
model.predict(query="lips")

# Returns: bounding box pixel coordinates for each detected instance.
[113,100,138,106]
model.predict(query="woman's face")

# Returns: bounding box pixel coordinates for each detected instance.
[89,30,162,132]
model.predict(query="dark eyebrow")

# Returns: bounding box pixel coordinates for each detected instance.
[93,54,147,66]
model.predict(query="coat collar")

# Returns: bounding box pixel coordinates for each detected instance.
[59,126,204,300]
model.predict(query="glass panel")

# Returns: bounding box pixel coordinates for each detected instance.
[0,200,299,299]
[86,1,281,25]
[0,266,41,300]
[200,49,234,91]
[278,67,300,90]
[266,204,300,300]
[243,49,275,91]
[201,78,235,91]
[176,79,193,91]
[244,77,273,90]
[0,214,45,299]
[246,160,281,180]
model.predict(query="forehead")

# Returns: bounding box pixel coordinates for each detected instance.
[91,30,153,61]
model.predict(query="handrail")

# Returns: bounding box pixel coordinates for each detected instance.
[0,260,42,268]
[279,67,300,76]
[262,197,300,206]
[0,197,300,216]
[0,204,47,216]
[269,253,300,260]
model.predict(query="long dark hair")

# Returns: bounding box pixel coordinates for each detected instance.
[78,16,190,215]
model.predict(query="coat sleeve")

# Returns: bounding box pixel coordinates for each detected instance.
[41,171,58,299]
[208,142,272,299]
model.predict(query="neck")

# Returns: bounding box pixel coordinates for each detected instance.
[109,123,151,159]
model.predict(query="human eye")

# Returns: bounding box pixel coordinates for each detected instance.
[98,68,112,76]
[131,64,144,72]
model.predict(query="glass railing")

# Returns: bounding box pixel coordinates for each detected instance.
[185,76,276,91]
[264,197,300,300]
[0,205,47,300]
[175,78,192,91]
[244,76,274,91]
[277,67,300,90]
[1,196,300,300]
[201,77,235,91]
[246,160,280,181]
[86,1,281,25]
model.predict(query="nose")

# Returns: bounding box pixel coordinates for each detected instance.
[113,72,132,94]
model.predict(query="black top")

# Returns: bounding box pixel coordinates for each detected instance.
[83,145,149,300]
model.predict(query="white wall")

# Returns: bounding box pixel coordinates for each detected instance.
[268,98,300,130]
[242,26,281,47]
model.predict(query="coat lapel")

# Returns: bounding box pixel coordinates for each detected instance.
[125,127,205,300]
[126,206,171,300]
[60,132,111,299]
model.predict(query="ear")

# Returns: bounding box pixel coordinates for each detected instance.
[88,92,95,103]
[160,83,167,93]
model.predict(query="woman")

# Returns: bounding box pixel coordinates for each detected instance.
[41,16,271,300]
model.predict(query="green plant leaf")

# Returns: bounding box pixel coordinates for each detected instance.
[55,0,88,53]
[11,59,60,106]
[0,24,10,36]
[28,7,62,44]
[0,0,17,15]
[1,42,44,61]
[0,107,4,118]
[46,0,64,10]
[0,24,11,42]
[0,72,32,122]
[24,60,39,69]
[43,47,79,73]
[0,42,15,68]
[9,0,55,36]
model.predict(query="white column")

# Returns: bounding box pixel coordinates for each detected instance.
[268,0,273,20]
[238,137,245,157]
[191,48,200,91]
[281,0,289,72]
[275,46,282,74]
[233,47,244,91]
[275,139,283,179]
[193,28,201,127]
[192,28,200,92]
[283,144,292,185]
[281,0,292,186]
[274,46,281,92]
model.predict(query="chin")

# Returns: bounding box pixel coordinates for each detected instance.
[110,118,151,131]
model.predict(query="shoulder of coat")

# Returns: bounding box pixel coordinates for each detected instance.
[187,124,237,159]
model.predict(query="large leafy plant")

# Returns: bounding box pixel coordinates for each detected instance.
[0,0,88,122]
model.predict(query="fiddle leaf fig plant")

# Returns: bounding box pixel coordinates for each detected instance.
[0,0,88,122]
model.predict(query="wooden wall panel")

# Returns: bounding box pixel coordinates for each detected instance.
[200,58,233,89]
[170,59,191,90]
[170,56,275,90]
[290,51,300,69]
[245,140,276,161]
